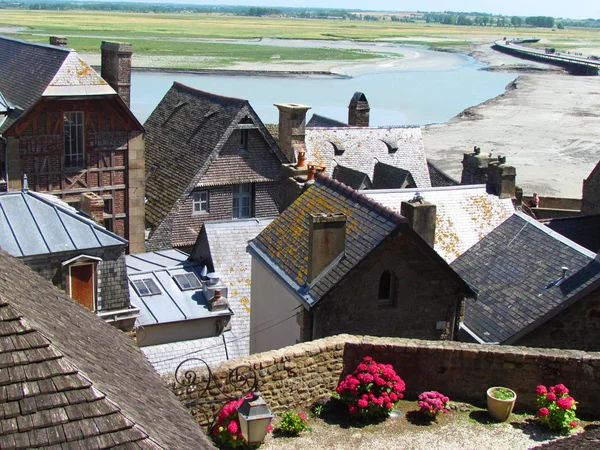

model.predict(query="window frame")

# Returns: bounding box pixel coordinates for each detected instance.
[232,183,253,219]
[63,111,85,169]
[132,278,161,297]
[239,129,249,154]
[173,272,202,291]
[192,190,209,215]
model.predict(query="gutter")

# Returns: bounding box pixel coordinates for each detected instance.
[459,323,499,345]
[97,305,141,324]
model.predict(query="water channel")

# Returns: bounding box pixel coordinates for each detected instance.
[130,42,516,126]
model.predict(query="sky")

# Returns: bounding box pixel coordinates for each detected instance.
[134,1,599,20]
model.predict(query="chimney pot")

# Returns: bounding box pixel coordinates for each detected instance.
[297,148,306,168]
[209,289,229,312]
[101,41,133,107]
[274,103,311,164]
[307,162,317,181]
[317,162,326,174]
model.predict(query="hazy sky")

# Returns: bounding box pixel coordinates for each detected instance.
[146,1,599,19]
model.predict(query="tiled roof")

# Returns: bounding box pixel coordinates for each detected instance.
[540,215,600,254]
[362,185,515,263]
[0,190,127,257]
[372,161,415,189]
[0,36,114,134]
[305,126,431,188]
[306,113,349,128]
[332,165,372,190]
[427,160,460,187]
[0,249,215,449]
[249,175,407,306]
[144,83,286,246]
[452,212,600,344]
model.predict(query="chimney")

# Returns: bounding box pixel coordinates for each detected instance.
[49,36,68,47]
[307,213,346,284]
[297,148,306,168]
[209,289,230,312]
[487,155,516,199]
[80,192,104,225]
[461,146,493,185]
[101,41,133,107]
[401,193,436,248]
[307,162,317,181]
[348,92,370,127]
[274,103,311,164]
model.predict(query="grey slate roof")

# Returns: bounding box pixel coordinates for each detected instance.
[306,113,349,128]
[372,161,415,189]
[362,185,515,263]
[540,215,600,254]
[305,126,432,188]
[144,82,286,232]
[0,36,114,134]
[332,164,372,190]
[248,174,474,306]
[0,248,215,449]
[126,250,229,327]
[452,212,600,344]
[427,160,460,187]
[0,190,127,257]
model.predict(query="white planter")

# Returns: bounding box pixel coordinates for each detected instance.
[486,387,517,422]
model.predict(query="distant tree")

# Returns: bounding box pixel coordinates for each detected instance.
[526,16,555,28]
[556,22,564,29]
[511,16,524,27]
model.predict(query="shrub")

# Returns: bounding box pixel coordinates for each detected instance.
[336,356,406,421]
[212,395,272,449]
[279,411,309,436]
[536,384,578,434]
[418,391,450,418]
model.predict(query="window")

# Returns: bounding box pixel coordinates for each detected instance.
[132,278,161,297]
[232,183,252,219]
[239,129,249,154]
[103,218,113,232]
[103,198,113,215]
[64,112,85,168]
[173,273,202,291]
[193,191,209,214]
[377,270,394,308]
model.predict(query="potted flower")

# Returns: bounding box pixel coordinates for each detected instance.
[486,387,517,422]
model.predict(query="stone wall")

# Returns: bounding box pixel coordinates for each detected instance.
[170,335,600,426]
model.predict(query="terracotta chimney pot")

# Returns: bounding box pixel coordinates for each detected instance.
[307,162,316,181]
[317,162,326,174]
[297,149,306,168]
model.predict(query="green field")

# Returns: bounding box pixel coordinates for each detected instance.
[2,10,600,69]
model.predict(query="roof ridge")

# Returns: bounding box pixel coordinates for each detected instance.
[360,184,488,194]
[0,35,72,53]
[315,173,407,224]
[172,81,248,105]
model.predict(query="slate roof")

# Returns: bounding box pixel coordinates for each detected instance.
[306,113,349,128]
[452,212,600,345]
[0,190,127,258]
[427,160,460,187]
[540,215,600,254]
[249,174,473,306]
[362,185,515,263]
[144,82,286,232]
[0,36,115,134]
[372,161,415,189]
[304,126,431,188]
[332,165,372,190]
[0,248,215,449]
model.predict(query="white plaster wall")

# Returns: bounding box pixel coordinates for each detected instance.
[250,256,302,354]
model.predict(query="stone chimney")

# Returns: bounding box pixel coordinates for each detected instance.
[348,92,370,127]
[461,146,493,185]
[307,213,346,284]
[209,289,230,312]
[274,103,311,164]
[401,193,436,248]
[487,155,516,199]
[80,192,104,225]
[101,41,133,107]
[279,154,326,213]
[49,36,68,47]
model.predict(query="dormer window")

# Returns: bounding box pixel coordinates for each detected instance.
[132,278,161,297]
[193,190,209,214]
[173,272,202,291]
[377,270,394,308]
[239,129,249,154]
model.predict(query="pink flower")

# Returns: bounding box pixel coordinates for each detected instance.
[367,364,379,375]
[557,397,574,410]
[389,392,398,402]
[348,405,357,414]
[358,399,368,408]
[299,412,307,421]
[357,363,368,372]
[227,420,239,434]
[546,392,557,401]
[267,423,273,433]
[536,385,548,396]
[570,421,578,428]
[363,356,373,362]
[386,402,394,409]
[538,407,550,417]
[553,384,569,396]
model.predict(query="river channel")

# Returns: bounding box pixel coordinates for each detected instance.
[130,41,516,126]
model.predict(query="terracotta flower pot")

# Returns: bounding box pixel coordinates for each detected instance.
[486,387,517,422]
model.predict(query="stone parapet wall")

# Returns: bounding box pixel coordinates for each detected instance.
[170,335,600,425]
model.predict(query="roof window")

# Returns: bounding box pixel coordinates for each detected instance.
[173,273,202,291]
[132,278,161,297]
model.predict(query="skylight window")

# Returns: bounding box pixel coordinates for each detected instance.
[173,273,202,291]
[132,278,161,297]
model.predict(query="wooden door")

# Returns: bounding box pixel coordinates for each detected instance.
[70,264,95,311]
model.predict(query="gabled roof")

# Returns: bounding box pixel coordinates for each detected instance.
[362,185,515,263]
[307,113,349,128]
[332,164,372,190]
[248,175,474,306]
[0,190,127,258]
[0,36,115,134]
[0,249,215,449]
[305,126,431,189]
[372,161,415,189]
[144,82,286,232]
[427,160,460,187]
[453,212,600,345]
[540,215,600,254]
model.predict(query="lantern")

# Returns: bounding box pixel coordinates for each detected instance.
[236,392,273,445]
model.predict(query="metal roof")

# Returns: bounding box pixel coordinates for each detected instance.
[0,190,127,257]
[126,250,229,327]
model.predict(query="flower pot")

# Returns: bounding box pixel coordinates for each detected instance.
[486,387,516,422]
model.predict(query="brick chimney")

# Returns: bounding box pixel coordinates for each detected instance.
[307,213,346,284]
[80,192,104,225]
[487,155,516,199]
[49,36,68,47]
[101,41,133,107]
[274,103,311,164]
[401,193,436,248]
[461,146,493,185]
[209,289,230,312]
[348,92,370,127]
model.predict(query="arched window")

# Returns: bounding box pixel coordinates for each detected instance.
[377,270,394,308]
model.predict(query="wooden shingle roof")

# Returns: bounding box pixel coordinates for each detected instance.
[0,249,215,449]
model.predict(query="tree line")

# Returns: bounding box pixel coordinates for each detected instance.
[424,12,558,28]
